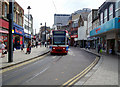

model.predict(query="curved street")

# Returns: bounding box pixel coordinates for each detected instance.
[2,47,97,85]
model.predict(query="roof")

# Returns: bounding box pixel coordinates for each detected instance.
[80,12,90,21]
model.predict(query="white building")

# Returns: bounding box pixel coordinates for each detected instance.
[24,14,33,34]
[77,13,90,47]
[23,14,33,47]
[87,9,98,38]
[78,21,87,41]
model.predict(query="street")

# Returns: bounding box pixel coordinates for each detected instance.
[2,47,96,85]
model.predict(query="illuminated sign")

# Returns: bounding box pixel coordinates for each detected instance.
[14,28,24,36]
[71,35,78,38]
[15,29,23,34]
[53,31,66,35]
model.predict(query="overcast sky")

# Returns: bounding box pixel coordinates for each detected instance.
[15,0,106,34]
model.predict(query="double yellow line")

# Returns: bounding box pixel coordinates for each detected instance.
[0,54,48,74]
[61,57,99,87]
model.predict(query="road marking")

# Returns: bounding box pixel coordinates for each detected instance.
[0,54,48,74]
[52,56,56,59]
[25,66,49,83]
[61,57,99,87]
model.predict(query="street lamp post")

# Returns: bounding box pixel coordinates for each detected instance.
[40,23,46,42]
[45,22,46,42]
[27,6,31,35]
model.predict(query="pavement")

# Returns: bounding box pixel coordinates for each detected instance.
[75,48,119,86]
[0,45,50,69]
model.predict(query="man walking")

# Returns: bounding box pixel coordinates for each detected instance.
[0,41,6,57]
[98,43,101,53]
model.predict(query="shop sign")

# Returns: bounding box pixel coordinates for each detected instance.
[12,29,14,33]
[96,28,101,33]
[90,17,120,37]
[24,33,31,39]
[14,28,24,35]
[0,18,9,29]
[71,35,78,38]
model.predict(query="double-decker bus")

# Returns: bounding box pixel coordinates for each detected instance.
[49,30,69,55]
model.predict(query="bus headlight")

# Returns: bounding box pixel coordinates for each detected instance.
[63,48,65,50]
[53,48,55,49]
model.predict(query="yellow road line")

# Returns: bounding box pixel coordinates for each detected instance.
[67,57,99,86]
[0,54,48,74]
[62,57,99,87]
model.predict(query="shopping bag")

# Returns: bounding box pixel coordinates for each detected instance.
[100,49,102,53]
[27,48,29,51]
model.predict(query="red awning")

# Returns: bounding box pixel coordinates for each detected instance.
[0,18,9,29]
[0,30,9,34]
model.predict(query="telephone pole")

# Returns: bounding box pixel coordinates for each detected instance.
[8,0,14,62]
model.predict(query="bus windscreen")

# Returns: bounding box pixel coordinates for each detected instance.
[53,36,65,45]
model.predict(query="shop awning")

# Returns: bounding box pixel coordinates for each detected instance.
[0,30,9,34]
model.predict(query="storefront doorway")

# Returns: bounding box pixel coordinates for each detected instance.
[107,39,115,54]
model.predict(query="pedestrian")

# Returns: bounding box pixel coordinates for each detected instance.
[88,42,90,49]
[45,41,47,47]
[40,42,41,47]
[85,42,88,49]
[21,44,24,52]
[36,41,38,48]
[98,43,101,53]
[0,41,6,57]
[26,41,31,54]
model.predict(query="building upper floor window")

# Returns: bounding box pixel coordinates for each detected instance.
[115,0,120,17]
[109,4,113,20]
[4,3,7,17]
[104,9,107,18]
[100,12,103,25]
[104,9,108,23]
[109,4,113,15]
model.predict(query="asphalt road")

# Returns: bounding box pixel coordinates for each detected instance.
[2,47,96,85]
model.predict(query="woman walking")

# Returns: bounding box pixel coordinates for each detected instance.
[26,41,31,54]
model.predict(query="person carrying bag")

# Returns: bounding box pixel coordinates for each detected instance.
[26,41,31,54]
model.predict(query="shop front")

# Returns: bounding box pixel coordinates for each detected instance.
[70,35,78,46]
[13,23,24,49]
[0,18,9,49]
[24,33,31,48]
[90,17,120,55]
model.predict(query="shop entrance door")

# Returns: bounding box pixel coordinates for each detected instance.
[107,39,115,54]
